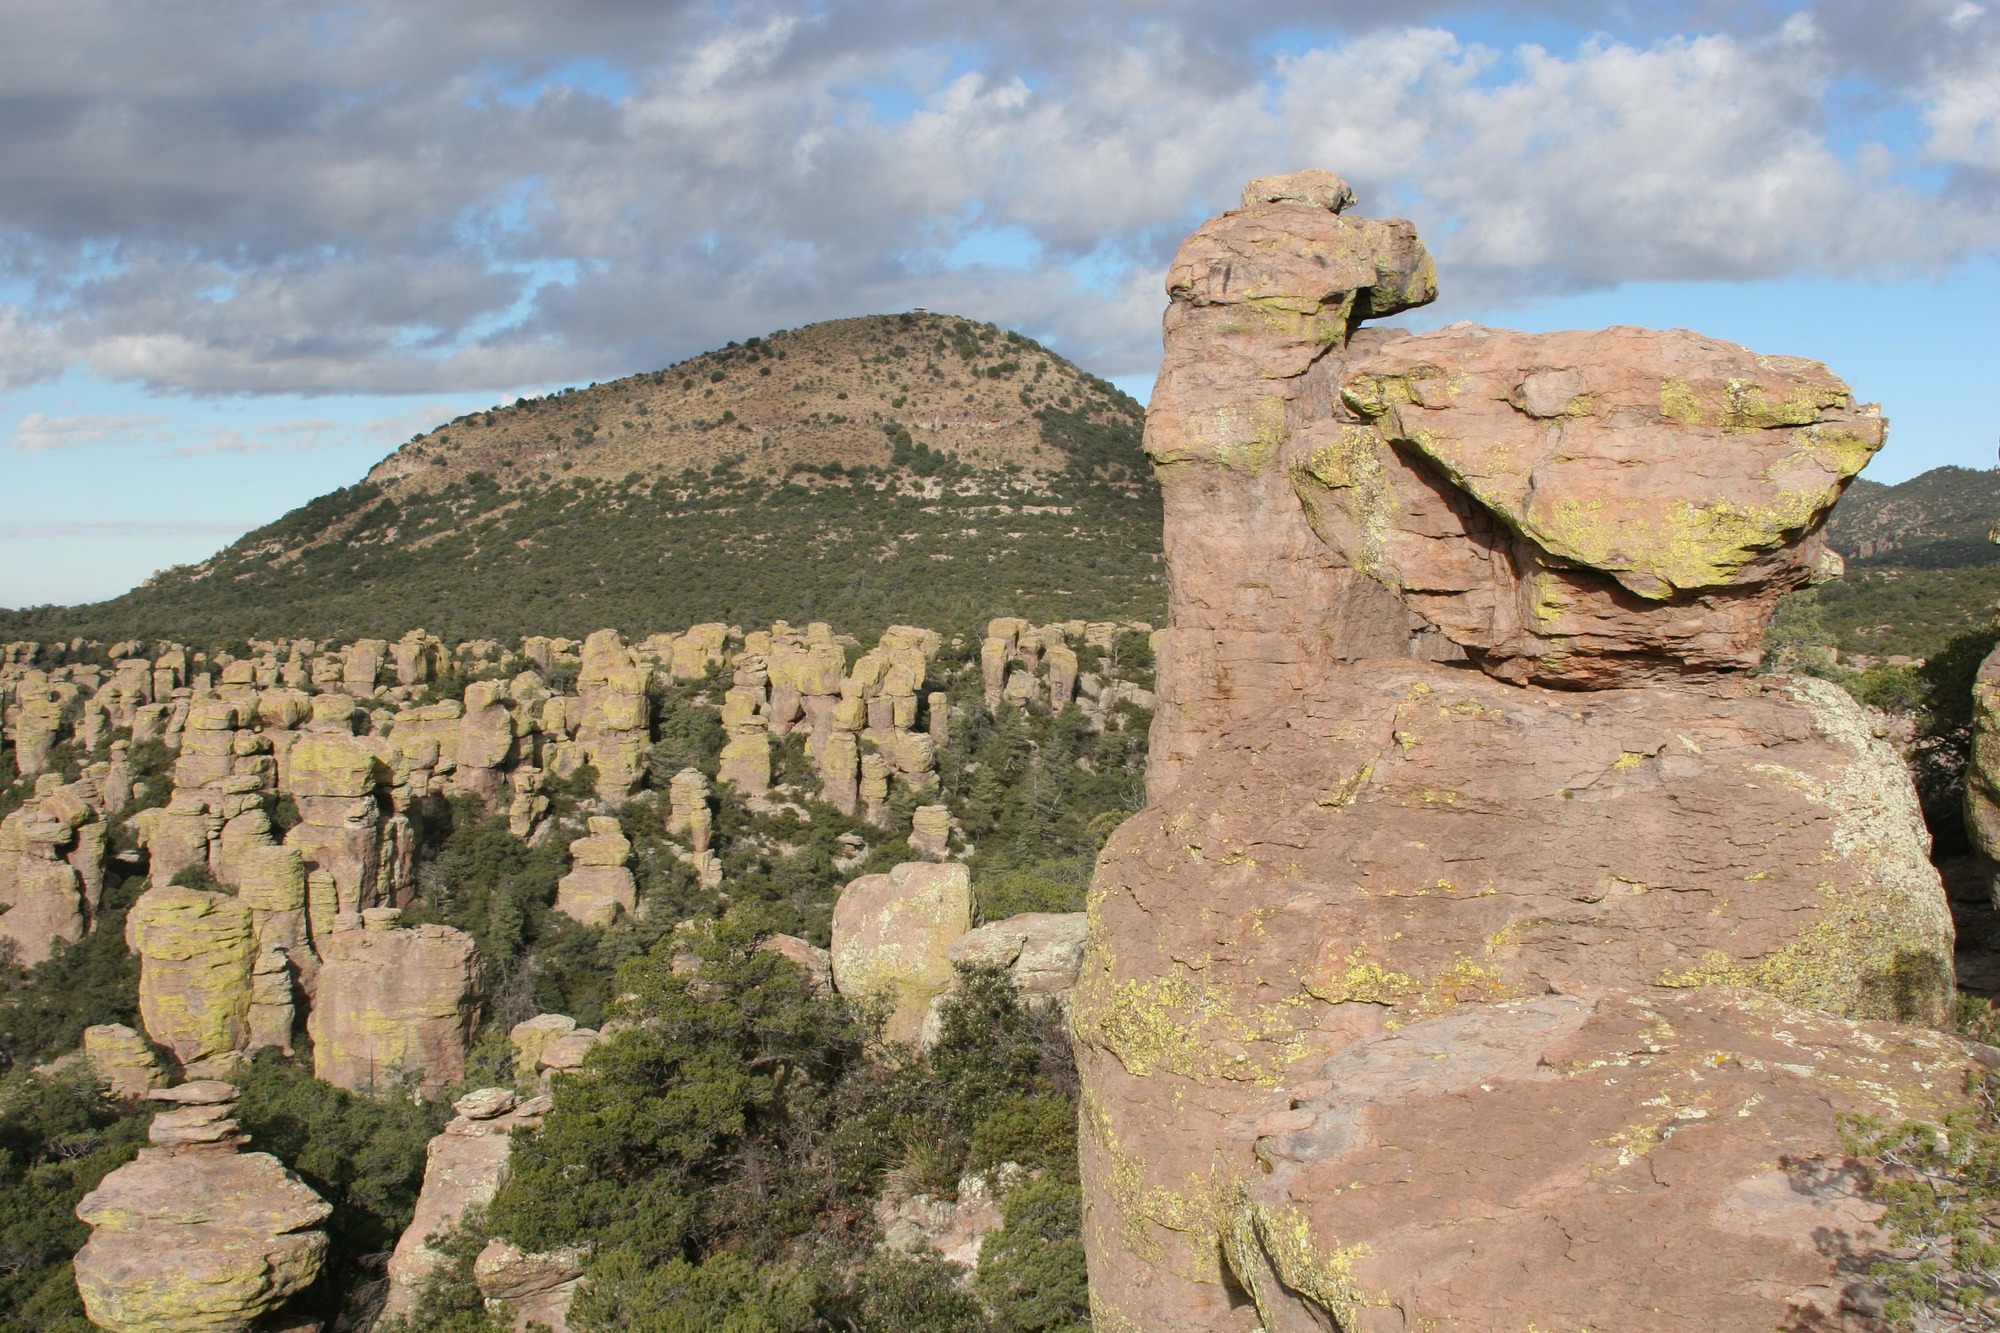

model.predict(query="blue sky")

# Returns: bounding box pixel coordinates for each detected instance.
[3,0,1997,607]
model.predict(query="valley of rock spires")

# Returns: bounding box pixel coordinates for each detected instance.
[6,167,2000,1333]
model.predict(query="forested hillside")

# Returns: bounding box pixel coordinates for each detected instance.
[0,314,1162,647]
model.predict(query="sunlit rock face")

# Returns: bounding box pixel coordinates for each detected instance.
[1077,170,1959,1333]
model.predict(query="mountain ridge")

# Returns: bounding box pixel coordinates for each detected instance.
[0,312,1164,646]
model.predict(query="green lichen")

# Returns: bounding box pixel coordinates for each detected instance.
[1071,961,1313,1082]
[1225,1199,1388,1331]
[1659,377,1701,424]
[1305,945,1516,1021]
[1721,375,1849,430]
[1292,426,1398,585]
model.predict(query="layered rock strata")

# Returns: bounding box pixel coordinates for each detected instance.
[1076,170,1960,1333]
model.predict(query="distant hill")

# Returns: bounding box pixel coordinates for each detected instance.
[1825,466,2000,570]
[1816,465,2000,660]
[0,313,1164,646]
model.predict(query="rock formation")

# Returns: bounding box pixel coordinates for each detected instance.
[555,816,637,926]
[830,862,972,1046]
[474,1239,585,1333]
[308,910,479,1097]
[908,804,951,859]
[82,1023,167,1098]
[1075,170,1963,1333]
[73,1081,331,1333]
[127,884,256,1074]
[0,779,99,964]
[381,1087,550,1322]
[1967,642,2000,881]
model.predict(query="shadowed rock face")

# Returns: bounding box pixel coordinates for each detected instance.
[1078,172,1957,1333]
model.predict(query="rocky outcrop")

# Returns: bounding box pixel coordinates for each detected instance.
[948,912,1087,1007]
[831,862,972,1046]
[0,780,96,965]
[308,911,479,1097]
[555,816,636,926]
[1076,171,1956,1333]
[127,885,256,1074]
[73,1081,331,1333]
[474,1239,584,1333]
[1967,642,2000,878]
[381,1087,550,1322]
[82,1023,167,1098]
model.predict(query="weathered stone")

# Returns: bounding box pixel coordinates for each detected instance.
[82,1024,167,1098]
[758,933,834,995]
[718,725,771,796]
[1078,175,1950,1332]
[949,912,1087,1002]
[381,1091,546,1322]
[127,886,255,1069]
[666,768,713,852]
[860,752,891,828]
[908,805,951,859]
[537,1028,600,1074]
[1968,642,2000,877]
[831,862,973,1045]
[73,1086,330,1333]
[576,665,651,800]
[820,731,860,816]
[474,1239,584,1333]
[1225,990,1975,1333]
[509,1013,576,1074]
[309,921,479,1097]
[556,817,636,926]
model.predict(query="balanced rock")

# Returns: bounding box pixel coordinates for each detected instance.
[309,917,479,1097]
[831,862,972,1045]
[1076,174,1954,1333]
[555,816,636,926]
[73,1085,331,1333]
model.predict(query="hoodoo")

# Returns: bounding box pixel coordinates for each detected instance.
[1075,170,1969,1331]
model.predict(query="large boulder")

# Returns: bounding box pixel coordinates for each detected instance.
[308,914,480,1097]
[126,885,256,1071]
[831,863,973,1045]
[1077,173,1955,1333]
[73,1083,331,1333]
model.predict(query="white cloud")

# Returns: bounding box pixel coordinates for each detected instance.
[13,411,171,452]
[0,1,1991,393]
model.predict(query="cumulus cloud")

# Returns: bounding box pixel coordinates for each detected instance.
[0,0,1992,393]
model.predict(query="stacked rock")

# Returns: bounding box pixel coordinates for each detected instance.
[555,816,638,926]
[73,1081,332,1333]
[908,805,951,859]
[0,776,104,964]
